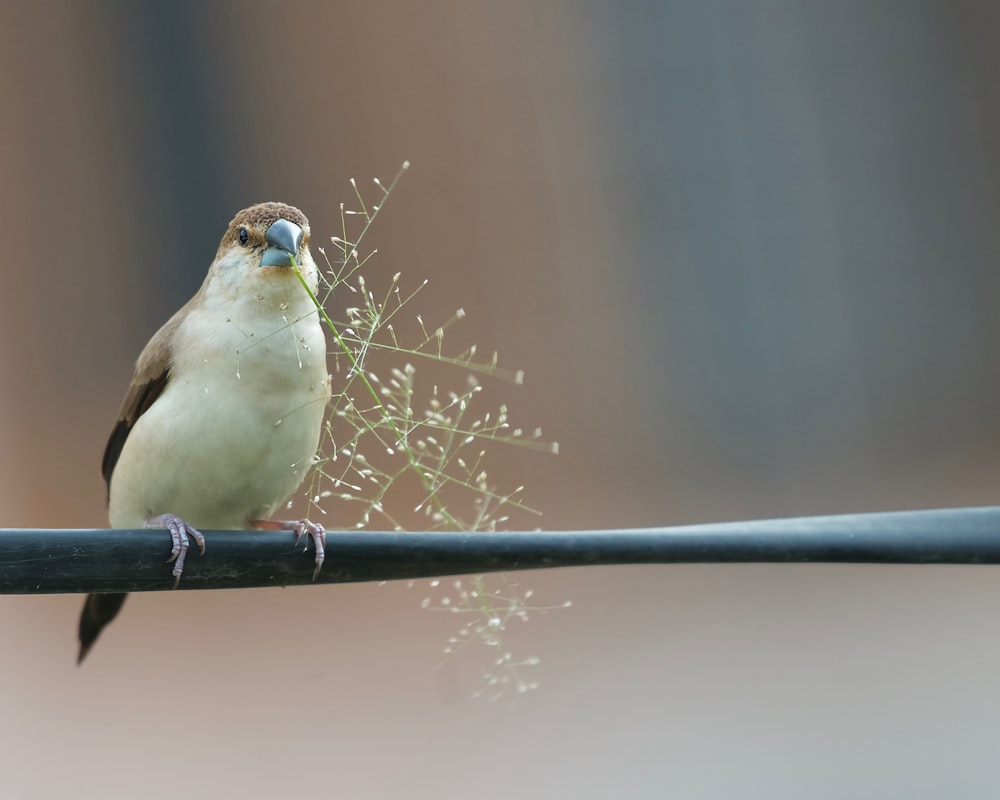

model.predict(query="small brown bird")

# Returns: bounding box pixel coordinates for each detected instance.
[78,202,331,663]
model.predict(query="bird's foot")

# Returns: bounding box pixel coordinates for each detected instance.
[145,513,206,588]
[251,518,326,579]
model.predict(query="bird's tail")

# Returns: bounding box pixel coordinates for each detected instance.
[77,593,128,664]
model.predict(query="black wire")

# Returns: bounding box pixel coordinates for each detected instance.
[2,506,999,594]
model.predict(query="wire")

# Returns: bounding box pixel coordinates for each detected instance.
[2,506,998,594]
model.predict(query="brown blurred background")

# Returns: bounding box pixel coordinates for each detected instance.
[4,1,1000,797]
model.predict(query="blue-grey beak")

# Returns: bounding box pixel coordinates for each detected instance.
[260,218,303,267]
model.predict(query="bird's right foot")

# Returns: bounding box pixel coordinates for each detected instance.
[145,514,206,588]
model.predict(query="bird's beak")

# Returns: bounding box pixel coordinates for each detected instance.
[260,218,304,267]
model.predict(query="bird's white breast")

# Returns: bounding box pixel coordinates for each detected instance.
[108,273,330,529]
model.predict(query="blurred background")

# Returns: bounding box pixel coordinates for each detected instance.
[3,1,1000,797]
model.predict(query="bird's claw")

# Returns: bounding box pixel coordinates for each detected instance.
[251,518,326,579]
[145,513,206,588]
[292,520,326,580]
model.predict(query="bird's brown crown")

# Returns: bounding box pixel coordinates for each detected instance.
[224,202,310,245]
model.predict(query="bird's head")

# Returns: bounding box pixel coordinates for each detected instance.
[203,202,319,304]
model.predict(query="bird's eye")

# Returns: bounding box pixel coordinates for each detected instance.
[238,227,250,246]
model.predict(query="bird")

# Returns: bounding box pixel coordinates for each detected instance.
[77,202,332,663]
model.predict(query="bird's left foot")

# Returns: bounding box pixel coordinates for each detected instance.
[251,518,326,579]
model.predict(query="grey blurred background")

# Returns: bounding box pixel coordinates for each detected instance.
[3,1,1000,797]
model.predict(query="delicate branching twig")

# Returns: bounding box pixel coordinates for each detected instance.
[294,163,560,698]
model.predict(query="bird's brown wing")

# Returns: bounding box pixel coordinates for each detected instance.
[101,313,183,495]
[82,313,184,665]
